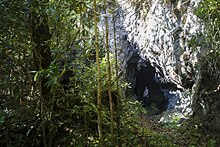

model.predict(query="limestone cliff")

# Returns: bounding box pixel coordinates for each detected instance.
[105,0,201,113]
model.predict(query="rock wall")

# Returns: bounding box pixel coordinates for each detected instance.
[114,0,202,114]
[100,0,203,114]
[99,0,220,131]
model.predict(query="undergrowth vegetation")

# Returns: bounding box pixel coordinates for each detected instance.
[0,0,220,146]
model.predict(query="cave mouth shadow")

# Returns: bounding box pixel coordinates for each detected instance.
[125,49,180,115]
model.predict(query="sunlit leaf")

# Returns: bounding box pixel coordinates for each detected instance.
[34,72,39,82]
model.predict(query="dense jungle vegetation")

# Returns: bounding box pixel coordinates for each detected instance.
[0,0,220,146]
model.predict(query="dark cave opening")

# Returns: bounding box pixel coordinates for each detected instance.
[126,50,179,114]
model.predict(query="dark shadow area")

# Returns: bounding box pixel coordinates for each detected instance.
[124,39,179,114]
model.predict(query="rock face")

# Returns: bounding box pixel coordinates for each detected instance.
[100,0,204,114]
[192,55,220,132]
[100,0,220,131]
[97,0,220,132]
[105,0,201,114]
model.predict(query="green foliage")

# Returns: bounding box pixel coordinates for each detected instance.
[0,0,32,97]
[207,139,217,147]
[1,0,220,146]
[195,0,220,21]
[161,115,182,129]
[189,0,220,125]
[119,100,148,146]
[193,0,220,57]
[0,0,103,146]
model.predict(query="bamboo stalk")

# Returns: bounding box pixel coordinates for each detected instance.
[112,2,122,146]
[104,0,114,145]
[93,0,105,146]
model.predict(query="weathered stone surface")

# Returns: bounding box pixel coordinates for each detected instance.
[111,0,201,113]
[192,56,220,132]
[99,0,220,131]
[99,0,204,115]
